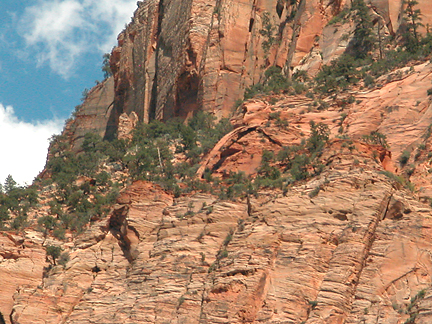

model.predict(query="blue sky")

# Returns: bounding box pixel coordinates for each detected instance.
[0,0,137,185]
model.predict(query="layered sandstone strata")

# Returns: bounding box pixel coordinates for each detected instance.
[5,1,432,323]
[10,150,432,323]
[10,62,432,321]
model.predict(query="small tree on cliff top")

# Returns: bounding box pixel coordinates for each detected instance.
[102,53,112,79]
[403,0,423,52]
[4,175,17,194]
[46,245,62,266]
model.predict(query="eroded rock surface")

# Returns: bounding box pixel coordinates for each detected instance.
[106,0,432,132]
[6,1,432,323]
[0,232,45,324]
[9,144,432,323]
[50,0,432,150]
[61,78,115,152]
[9,58,432,323]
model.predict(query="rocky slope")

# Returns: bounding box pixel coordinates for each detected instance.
[6,78,432,323]
[3,0,432,324]
[8,119,432,323]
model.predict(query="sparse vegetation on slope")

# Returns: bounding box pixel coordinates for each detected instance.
[240,0,432,105]
[0,112,233,234]
[0,175,38,229]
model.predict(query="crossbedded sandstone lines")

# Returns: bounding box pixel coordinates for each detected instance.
[305,190,393,323]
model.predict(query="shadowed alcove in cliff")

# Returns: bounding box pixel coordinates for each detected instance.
[276,0,284,18]
[174,70,199,119]
[172,45,200,119]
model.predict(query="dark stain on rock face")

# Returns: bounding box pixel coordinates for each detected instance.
[385,199,404,220]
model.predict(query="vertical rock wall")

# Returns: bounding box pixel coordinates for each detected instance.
[54,0,432,146]
[108,0,345,130]
[108,0,432,131]
[65,78,115,151]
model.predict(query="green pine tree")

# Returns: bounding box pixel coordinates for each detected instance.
[102,53,112,79]
[351,0,375,59]
[45,245,62,266]
[4,175,17,194]
[403,0,423,52]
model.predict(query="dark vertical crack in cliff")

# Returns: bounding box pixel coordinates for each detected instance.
[109,205,136,263]
[283,0,306,78]
[149,0,164,121]
[154,0,195,120]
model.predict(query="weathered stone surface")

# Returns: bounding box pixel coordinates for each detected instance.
[15,60,432,324]
[106,0,432,133]
[46,0,432,151]
[11,144,432,323]
[7,1,432,323]
[117,111,138,141]
[62,77,115,152]
[0,232,45,324]
[345,62,432,198]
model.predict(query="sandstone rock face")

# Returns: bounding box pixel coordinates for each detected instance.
[64,78,115,151]
[0,232,45,324]
[9,63,432,321]
[197,60,432,195]
[111,0,323,126]
[51,0,432,150]
[106,0,432,133]
[21,58,432,324]
[10,146,432,323]
[8,1,432,323]
[344,62,432,198]
[118,111,138,141]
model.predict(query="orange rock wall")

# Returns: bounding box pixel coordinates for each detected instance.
[9,164,432,323]
[8,1,432,323]
[56,0,432,147]
[107,0,432,132]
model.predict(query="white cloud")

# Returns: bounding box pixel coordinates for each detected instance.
[20,0,137,78]
[0,104,63,186]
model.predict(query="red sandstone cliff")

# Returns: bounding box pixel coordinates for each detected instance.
[3,1,432,324]
[64,0,432,145]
